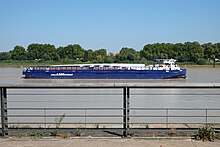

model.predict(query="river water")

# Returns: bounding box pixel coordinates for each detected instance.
[1,65,220,83]
[0,66,220,127]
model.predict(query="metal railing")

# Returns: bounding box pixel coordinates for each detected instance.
[129,108,220,124]
[1,83,220,137]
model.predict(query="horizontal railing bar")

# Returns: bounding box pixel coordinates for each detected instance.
[128,86,220,89]
[4,122,220,125]
[8,101,122,103]
[6,108,124,110]
[5,115,220,118]
[130,94,220,96]
[7,93,220,96]
[2,85,220,88]
[4,87,124,89]
[6,122,124,124]
[128,122,220,124]
[6,115,124,117]
[5,108,220,110]
[129,115,220,117]
[129,108,220,110]
[8,93,123,96]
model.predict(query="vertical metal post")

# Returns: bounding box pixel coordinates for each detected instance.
[1,88,8,137]
[205,109,208,124]
[166,109,168,128]
[123,87,127,137]
[44,108,46,129]
[85,108,87,127]
[127,87,130,130]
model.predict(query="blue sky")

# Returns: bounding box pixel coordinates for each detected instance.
[0,0,220,52]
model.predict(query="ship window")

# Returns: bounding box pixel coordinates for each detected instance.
[66,67,71,70]
[82,66,89,70]
[113,66,119,69]
[94,67,99,70]
[77,66,82,70]
[103,66,110,70]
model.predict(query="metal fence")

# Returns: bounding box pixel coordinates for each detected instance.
[1,84,220,137]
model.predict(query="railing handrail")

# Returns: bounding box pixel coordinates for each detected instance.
[5,107,124,110]
[5,107,220,110]
[1,85,220,137]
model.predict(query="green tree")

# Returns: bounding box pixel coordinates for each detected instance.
[183,42,204,62]
[203,43,217,60]
[27,43,58,60]
[0,52,11,60]
[214,43,220,59]
[141,44,159,61]
[60,44,84,60]
[93,49,107,62]
[83,49,94,62]
[116,47,140,62]
[27,43,43,60]
[43,44,59,60]
[11,46,27,60]
[3,42,220,64]
[42,53,51,61]
[104,56,114,63]
[141,42,204,63]
[57,47,66,60]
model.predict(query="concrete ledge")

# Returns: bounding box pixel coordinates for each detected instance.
[0,138,220,147]
[0,82,220,88]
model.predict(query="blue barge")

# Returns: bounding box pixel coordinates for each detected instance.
[22,59,186,79]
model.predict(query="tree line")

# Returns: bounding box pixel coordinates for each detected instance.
[0,42,220,64]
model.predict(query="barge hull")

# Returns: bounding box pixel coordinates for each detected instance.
[23,69,187,79]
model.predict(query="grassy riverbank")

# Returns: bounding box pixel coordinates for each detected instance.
[0,60,86,67]
[0,60,219,67]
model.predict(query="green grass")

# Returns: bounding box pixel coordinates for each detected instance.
[0,60,89,67]
[0,60,56,67]
[0,60,219,67]
[195,125,216,142]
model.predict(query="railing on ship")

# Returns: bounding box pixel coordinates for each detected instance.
[1,83,220,137]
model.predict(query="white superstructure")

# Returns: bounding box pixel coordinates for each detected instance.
[41,59,180,71]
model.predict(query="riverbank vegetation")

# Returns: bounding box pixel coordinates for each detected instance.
[0,42,220,66]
